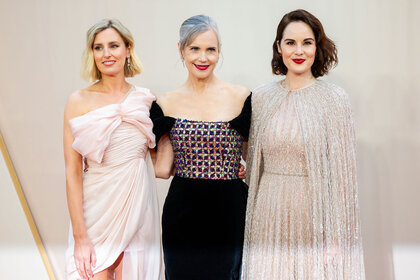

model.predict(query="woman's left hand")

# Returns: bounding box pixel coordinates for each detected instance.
[238,165,246,179]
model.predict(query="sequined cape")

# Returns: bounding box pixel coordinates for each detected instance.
[242,80,365,279]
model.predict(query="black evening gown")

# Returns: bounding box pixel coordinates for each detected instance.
[150,94,251,280]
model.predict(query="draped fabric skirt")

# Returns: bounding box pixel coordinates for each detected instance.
[66,123,162,280]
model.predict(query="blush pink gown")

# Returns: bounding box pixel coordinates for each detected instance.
[65,87,162,280]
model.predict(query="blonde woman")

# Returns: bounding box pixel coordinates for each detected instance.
[64,19,162,280]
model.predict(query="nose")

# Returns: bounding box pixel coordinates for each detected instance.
[103,47,111,58]
[198,51,207,62]
[295,44,303,55]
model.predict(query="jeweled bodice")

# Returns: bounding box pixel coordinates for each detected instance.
[169,119,244,180]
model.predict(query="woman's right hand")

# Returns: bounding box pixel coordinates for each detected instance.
[74,236,96,279]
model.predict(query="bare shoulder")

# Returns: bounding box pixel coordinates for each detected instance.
[64,89,90,120]
[66,90,84,109]
[156,90,184,112]
[156,90,179,104]
[223,82,250,101]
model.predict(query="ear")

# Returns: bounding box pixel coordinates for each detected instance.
[276,40,281,55]
[126,46,130,58]
[177,42,184,60]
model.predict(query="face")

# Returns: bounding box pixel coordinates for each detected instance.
[93,28,129,78]
[180,29,220,80]
[277,21,316,77]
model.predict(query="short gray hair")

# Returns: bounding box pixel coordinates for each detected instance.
[179,15,221,51]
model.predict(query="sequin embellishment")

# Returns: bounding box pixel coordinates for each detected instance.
[169,119,243,180]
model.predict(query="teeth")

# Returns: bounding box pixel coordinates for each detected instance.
[103,61,115,65]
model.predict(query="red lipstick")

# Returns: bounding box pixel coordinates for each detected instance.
[292,59,305,64]
[194,64,209,70]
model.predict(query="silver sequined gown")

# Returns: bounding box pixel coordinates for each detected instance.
[242,80,365,280]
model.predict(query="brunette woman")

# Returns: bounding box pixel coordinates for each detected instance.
[242,9,365,280]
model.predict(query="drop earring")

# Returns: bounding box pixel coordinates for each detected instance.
[127,57,131,67]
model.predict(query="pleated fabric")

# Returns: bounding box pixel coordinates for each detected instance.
[242,80,365,280]
[65,87,163,280]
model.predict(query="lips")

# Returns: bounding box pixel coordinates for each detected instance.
[103,60,116,66]
[292,59,305,64]
[194,64,209,70]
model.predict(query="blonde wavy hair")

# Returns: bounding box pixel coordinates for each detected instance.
[81,19,142,82]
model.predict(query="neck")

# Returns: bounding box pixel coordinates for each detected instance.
[184,73,219,94]
[97,73,130,94]
[283,72,316,90]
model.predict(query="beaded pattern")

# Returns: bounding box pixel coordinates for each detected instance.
[169,119,243,180]
[241,80,365,280]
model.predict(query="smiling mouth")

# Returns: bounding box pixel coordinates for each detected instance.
[292,59,305,64]
[194,64,209,70]
[103,60,116,66]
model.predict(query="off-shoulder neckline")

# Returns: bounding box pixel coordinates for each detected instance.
[69,85,146,122]
[176,118,229,124]
[152,93,251,123]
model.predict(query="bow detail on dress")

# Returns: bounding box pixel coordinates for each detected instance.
[69,87,156,163]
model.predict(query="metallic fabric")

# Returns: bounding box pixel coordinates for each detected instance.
[170,119,243,180]
[242,80,365,279]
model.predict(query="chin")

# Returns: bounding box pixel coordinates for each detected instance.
[288,68,312,76]
[192,72,213,80]
[102,69,123,77]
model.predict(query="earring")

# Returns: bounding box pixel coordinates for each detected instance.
[279,53,282,57]
[127,57,131,67]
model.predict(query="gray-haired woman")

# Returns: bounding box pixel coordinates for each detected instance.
[150,15,251,280]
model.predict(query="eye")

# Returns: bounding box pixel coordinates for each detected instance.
[304,41,313,45]
[286,41,295,45]
[94,46,103,51]
[111,44,119,48]
[190,46,199,51]
[208,47,217,52]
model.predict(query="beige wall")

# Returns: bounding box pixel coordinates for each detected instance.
[1,0,419,279]
[0,137,50,279]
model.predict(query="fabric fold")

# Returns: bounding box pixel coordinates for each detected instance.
[66,86,162,280]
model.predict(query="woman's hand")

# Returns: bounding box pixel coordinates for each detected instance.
[238,164,246,179]
[74,236,96,279]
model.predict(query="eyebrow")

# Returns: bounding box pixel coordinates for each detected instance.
[284,38,315,41]
[93,41,121,46]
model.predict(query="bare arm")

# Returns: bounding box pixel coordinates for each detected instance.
[63,93,96,279]
[151,133,175,179]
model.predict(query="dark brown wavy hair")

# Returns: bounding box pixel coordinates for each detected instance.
[271,9,338,77]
